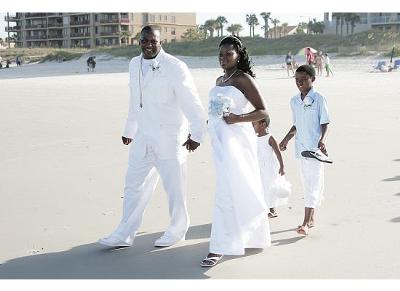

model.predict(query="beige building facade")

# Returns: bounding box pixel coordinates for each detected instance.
[5,12,196,48]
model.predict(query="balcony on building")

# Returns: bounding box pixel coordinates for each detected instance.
[99,15,120,25]
[48,33,64,40]
[47,13,63,18]
[4,14,19,21]
[25,24,48,30]
[25,13,48,19]
[98,31,120,37]
[70,32,91,38]
[70,19,90,26]
[48,21,64,28]
[5,26,21,32]
[26,35,48,40]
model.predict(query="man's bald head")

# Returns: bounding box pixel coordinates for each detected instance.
[139,26,162,59]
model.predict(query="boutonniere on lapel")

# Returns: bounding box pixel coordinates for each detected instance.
[151,60,160,71]
[303,96,314,110]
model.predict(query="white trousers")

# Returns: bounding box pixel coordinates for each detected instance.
[299,158,325,208]
[109,144,189,245]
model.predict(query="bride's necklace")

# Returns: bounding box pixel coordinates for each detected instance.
[222,69,238,83]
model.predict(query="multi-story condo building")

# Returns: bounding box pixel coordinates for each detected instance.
[323,13,400,35]
[5,12,196,48]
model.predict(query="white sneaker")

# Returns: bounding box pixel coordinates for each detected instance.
[154,235,184,247]
[98,236,132,247]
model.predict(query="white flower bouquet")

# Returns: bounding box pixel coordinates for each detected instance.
[208,93,233,118]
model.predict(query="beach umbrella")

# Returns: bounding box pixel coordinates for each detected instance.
[296,47,318,56]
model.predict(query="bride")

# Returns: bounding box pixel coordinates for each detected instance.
[201,35,271,267]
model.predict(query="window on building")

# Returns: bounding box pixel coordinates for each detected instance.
[165,27,168,32]
[164,15,168,22]
[171,28,176,35]
[158,15,162,21]
[171,16,176,23]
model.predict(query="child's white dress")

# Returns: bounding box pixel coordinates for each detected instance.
[257,133,291,208]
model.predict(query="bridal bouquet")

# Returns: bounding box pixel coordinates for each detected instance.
[208,93,233,119]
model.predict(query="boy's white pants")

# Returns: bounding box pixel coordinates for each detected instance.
[109,144,189,245]
[299,158,325,208]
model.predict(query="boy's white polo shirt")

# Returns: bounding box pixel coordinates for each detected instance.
[290,87,330,159]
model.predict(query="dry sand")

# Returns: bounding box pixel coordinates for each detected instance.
[0,55,399,279]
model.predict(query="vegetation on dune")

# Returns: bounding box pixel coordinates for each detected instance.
[0,48,88,63]
[1,30,398,63]
[93,30,399,58]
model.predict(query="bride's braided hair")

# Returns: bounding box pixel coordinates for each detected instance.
[219,35,255,78]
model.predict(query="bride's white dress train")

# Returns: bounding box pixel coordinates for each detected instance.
[208,85,271,256]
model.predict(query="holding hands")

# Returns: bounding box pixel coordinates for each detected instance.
[122,136,132,145]
[182,134,200,152]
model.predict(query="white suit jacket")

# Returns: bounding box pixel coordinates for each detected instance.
[123,49,206,160]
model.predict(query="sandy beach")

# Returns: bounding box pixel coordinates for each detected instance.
[0,54,399,279]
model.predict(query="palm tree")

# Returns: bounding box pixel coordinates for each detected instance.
[199,25,208,39]
[349,13,361,34]
[204,19,218,38]
[281,22,288,37]
[332,13,342,35]
[246,14,259,37]
[246,14,252,37]
[260,12,271,39]
[296,22,308,34]
[226,24,243,36]
[119,30,132,46]
[271,18,280,38]
[340,14,345,36]
[215,16,228,37]
[344,14,352,35]
[182,27,204,41]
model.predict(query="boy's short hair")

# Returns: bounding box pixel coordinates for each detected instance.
[259,115,270,127]
[296,65,316,78]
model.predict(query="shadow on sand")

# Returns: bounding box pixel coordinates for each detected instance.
[0,224,213,279]
[0,223,305,279]
[390,217,400,223]
[382,175,400,182]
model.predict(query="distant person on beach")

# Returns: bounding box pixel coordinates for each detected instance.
[16,56,21,67]
[285,51,295,77]
[253,117,291,219]
[201,35,271,267]
[279,65,330,236]
[98,26,206,248]
[86,56,96,72]
[324,53,333,77]
[306,47,315,66]
[5,59,11,68]
[315,51,323,76]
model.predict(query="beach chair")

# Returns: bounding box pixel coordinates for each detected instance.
[374,61,387,72]
[394,59,400,70]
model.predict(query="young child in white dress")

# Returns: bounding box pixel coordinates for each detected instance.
[253,117,291,218]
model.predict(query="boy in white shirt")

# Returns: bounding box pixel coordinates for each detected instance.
[279,65,330,236]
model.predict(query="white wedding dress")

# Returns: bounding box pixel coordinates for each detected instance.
[208,85,271,255]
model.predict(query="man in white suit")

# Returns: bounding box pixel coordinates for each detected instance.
[99,26,206,247]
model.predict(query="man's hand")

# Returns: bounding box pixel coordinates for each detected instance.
[182,135,200,152]
[122,136,132,145]
[318,140,328,156]
[279,138,288,151]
